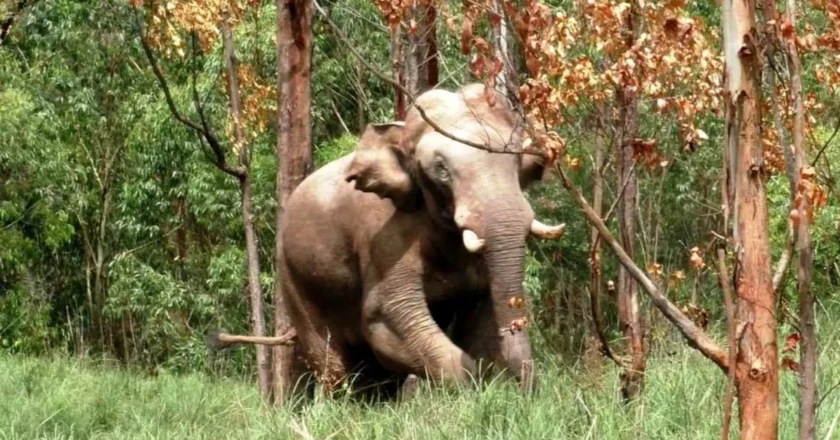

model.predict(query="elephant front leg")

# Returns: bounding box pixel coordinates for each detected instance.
[361,274,476,384]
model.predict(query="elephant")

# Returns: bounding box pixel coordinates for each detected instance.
[211,83,565,395]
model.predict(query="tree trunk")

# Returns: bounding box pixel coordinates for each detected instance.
[783,0,816,434]
[356,57,366,133]
[390,24,406,120]
[588,113,618,364]
[406,1,438,96]
[275,0,314,404]
[615,1,645,402]
[616,84,645,402]
[722,0,780,435]
[222,16,271,399]
[491,0,518,103]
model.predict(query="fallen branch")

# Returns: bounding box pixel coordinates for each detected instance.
[556,164,730,372]
[205,328,297,351]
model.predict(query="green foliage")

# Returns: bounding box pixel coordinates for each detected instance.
[314,134,358,167]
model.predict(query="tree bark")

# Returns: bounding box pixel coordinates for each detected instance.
[275,0,313,404]
[723,0,780,435]
[491,0,518,103]
[588,114,621,365]
[782,0,817,435]
[406,1,438,96]
[390,24,406,120]
[616,1,645,403]
[222,16,271,400]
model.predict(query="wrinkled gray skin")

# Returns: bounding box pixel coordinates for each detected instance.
[280,84,552,392]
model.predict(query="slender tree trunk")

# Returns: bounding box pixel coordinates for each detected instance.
[589,115,618,363]
[275,0,313,404]
[723,0,779,435]
[222,16,271,399]
[406,0,438,96]
[615,1,645,402]
[616,84,645,402]
[356,57,366,133]
[783,0,816,435]
[390,24,406,120]
[492,0,518,103]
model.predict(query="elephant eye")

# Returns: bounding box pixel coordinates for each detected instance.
[434,157,450,181]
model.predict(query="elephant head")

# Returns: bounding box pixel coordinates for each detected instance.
[344,83,564,380]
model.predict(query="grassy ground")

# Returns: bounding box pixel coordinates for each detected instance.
[1,321,839,439]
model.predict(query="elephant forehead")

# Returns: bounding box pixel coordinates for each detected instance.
[413,122,521,155]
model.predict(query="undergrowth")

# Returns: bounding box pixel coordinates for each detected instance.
[2,310,839,440]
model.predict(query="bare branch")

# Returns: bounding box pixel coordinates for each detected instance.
[812,115,840,166]
[206,328,297,350]
[131,6,244,179]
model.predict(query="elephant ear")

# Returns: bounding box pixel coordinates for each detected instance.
[344,122,416,206]
[519,153,547,189]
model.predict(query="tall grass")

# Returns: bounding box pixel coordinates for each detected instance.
[1,313,839,440]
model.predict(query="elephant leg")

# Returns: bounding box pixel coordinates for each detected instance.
[282,274,355,394]
[361,275,476,384]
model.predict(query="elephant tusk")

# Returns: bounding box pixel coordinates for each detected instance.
[530,220,566,239]
[462,229,485,253]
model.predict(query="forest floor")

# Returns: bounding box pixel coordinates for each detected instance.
[2,319,839,440]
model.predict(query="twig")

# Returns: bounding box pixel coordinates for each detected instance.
[818,380,840,408]
[812,115,840,166]
[328,91,352,135]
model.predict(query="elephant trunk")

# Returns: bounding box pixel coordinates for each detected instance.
[482,203,533,380]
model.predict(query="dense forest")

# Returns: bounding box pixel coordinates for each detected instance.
[1,0,839,438]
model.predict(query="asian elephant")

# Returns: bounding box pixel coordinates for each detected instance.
[214,83,564,394]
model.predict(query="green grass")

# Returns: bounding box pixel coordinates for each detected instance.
[1,321,839,439]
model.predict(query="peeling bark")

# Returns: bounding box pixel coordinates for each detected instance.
[491,0,518,103]
[722,0,780,434]
[275,0,314,404]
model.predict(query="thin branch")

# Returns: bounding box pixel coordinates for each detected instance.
[772,220,795,292]
[328,90,352,135]
[812,115,840,166]
[131,6,244,179]
[603,160,639,224]
[556,163,730,372]
[312,0,545,158]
